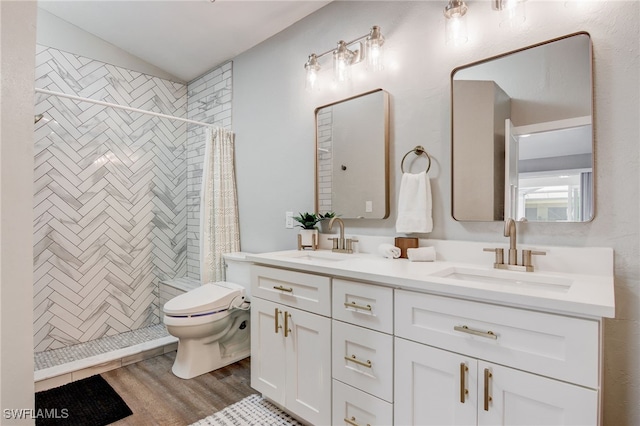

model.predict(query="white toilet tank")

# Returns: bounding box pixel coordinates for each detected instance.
[222,252,252,300]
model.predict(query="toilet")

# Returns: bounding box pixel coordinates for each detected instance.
[163,253,252,379]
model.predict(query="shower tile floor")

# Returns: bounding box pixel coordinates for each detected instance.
[34,324,171,371]
[34,324,178,391]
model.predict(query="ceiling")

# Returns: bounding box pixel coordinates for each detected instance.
[38,0,331,82]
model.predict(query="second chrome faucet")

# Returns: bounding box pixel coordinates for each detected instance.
[328,217,358,253]
[504,218,518,266]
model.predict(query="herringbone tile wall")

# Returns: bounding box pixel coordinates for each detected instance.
[33,45,189,352]
[185,62,233,281]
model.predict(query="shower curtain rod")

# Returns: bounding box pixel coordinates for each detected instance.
[35,88,218,129]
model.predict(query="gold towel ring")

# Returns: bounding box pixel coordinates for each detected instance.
[401,145,431,174]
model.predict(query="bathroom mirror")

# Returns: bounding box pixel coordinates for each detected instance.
[451,32,594,222]
[315,89,390,219]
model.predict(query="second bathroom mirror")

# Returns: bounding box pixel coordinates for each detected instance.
[315,89,390,219]
[451,32,594,222]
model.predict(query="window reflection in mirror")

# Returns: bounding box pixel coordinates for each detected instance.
[451,32,594,222]
[315,89,389,219]
[512,118,593,222]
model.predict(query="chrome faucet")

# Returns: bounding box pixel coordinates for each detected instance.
[483,218,545,272]
[328,217,357,253]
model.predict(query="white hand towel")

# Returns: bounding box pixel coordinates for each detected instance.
[407,247,436,262]
[378,243,401,259]
[395,172,433,234]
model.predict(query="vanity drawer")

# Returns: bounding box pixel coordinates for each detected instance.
[251,265,331,316]
[332,320,393,402]
[395,290,600,388]
[332,279,393,333]
[332,379,393,426]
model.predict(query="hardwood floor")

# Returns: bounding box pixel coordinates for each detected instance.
[102,352,255,425]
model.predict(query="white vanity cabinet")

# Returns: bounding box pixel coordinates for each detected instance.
[250,266,331,426]
[247,244,613,426]
[331,279,394,426]
[394,290,601,426]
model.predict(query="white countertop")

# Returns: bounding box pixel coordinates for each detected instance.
[246,238,615,319]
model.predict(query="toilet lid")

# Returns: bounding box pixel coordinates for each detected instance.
[163,283,242,316]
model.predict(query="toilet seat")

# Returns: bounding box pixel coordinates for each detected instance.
[164,282,244,317]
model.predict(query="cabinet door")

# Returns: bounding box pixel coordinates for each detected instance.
[395,337,477,426]
[285,305,332,426]
[250,298,286,405]
[478,361,598,426]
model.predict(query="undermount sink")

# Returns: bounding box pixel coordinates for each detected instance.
[275,250,353,262]
[430,266,573,292]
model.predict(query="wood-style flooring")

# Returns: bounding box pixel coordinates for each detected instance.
[102,351,254,425]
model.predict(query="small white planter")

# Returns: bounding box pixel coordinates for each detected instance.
[298,229,318,250]
[318,220,334,234]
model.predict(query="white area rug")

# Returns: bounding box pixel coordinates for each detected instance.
[191,394,304,426]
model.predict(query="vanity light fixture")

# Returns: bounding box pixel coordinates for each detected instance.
[365,26,385,71]
[333,40,355,84]
[304,54,321,92]
[304,25,385,91]
[492,0,527,27]
[444,0,469,46]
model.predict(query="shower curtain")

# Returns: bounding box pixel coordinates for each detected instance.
[200,127,241,283]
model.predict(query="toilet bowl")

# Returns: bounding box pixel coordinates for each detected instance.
[163,253,252,379]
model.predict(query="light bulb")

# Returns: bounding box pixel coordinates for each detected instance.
[304,54,321,92]
[333,41,354,84]
[444,0,469,46]
[366,26,385,72]
[493,0,526,27]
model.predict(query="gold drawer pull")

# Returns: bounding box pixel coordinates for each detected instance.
[344,301,372,311]
[484,368,493,411]
[344,355,372,368]
[284,311,291,338]
[454,325,498,340]
[344,416,370,426]
[273,285,293,293]
[460,362,469,403]
[274,308,281,334]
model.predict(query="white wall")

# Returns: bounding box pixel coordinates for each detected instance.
[452,80,508,221]
[233,1,639,424]
[1,1,36,423]
[36,8,182,83]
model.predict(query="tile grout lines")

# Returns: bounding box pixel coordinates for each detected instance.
[33,47,187,352]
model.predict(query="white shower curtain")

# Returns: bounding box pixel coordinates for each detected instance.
[199,127,240,283]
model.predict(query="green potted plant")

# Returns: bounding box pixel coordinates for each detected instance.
[294,212,321,249]
[317,211,336,233]
[317,211,336,221]
[293,212,321,230]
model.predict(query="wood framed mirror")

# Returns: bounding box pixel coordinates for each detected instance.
[315,89,390,219]
[451,32,593,222]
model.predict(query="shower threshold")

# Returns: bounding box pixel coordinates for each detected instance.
[34,324,177,391]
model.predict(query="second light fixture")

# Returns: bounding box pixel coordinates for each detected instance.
[444,0,469,46]
[304,25,385,91]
